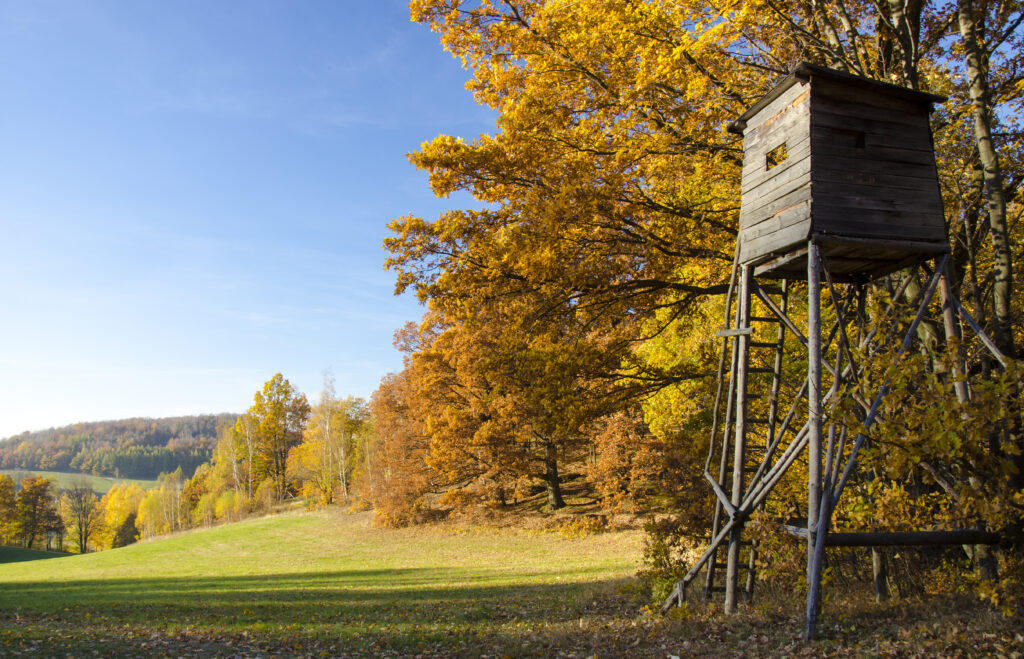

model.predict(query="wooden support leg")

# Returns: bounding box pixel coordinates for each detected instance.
[807,242,823,582]
[805,258,949,641]
[706,267,742,601]
[806,321,845,641]
[725,265,752,614]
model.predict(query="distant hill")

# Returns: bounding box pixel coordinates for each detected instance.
[0,414,236,480]
[0,469,159,494]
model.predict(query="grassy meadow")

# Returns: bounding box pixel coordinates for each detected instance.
[0,509,648,657]
[0,469,158,494]
[0,509,1019,657]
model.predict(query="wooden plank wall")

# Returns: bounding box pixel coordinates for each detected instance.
[738,81,813,264]
[737,75,947,269]
[808,79,947,245]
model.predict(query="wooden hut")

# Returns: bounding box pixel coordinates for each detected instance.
[728,62,948,280]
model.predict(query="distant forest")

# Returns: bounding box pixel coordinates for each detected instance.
[0,414,236,479]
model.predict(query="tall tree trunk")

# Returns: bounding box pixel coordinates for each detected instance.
[959,0,1014,359]
[230,451,240,494]
[958,0,1023,500]
[340,427,348,500]
[872,548,890,602]
[245,425,255,503]
[887,0,923,89]
[325,412,333,504]
[274,440,287,501]
[365,436,374,492]
[543,440,566,510]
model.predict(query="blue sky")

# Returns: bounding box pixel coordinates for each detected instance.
[0,1,493,438]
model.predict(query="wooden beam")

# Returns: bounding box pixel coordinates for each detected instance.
[783,526,999,546]
[754,247,808,278]
[830,256,948,507]
[752,282,809,346]
[705,246,742,600]
[812,233,949,254]
[725,265,753,614]
[704,471,737,517]
[806,242,822,582]
[717,327,754,337]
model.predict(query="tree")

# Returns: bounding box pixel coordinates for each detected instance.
[0,474,15,544]
[157,468,186,533]
[382,2,1024,596]
[289,376,341,505]
[410,310,612,510]
[214,489,246,523]
[955,0,1020,360]
[368,308,619,517]
[230,413,258,503]
[394,0,1021,379]
[212,422,242,496]
[290,374,369,506]
[247,374,311,502]
[368,368,435,526]
[60,481,101,554]
[194,492,216,527]
[96,483,144,549]
[135,489,165,539]
[13,476,61,549]
[111,511,139,548]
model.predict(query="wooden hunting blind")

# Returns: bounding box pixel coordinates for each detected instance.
[661,63,1007,641]
[728,62,948,281]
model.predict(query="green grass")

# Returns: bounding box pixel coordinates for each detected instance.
[0,469,158,494]
[0,509,1017,657]
[0,509,647,657]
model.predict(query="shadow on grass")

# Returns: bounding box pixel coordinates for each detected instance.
[6,570,1010,657]
[0,546,67,564]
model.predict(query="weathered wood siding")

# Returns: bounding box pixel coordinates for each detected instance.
[736,70,947,271]
[738,80,812,265]
[808,79,946,245]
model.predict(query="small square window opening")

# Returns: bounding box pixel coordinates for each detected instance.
[766,143,788,170]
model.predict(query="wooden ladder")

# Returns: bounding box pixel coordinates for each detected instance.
[702,275,792,606]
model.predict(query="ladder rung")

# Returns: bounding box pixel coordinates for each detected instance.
[707,586,726,593]
[713,562,728,569]
[748,417,770,423]
[717,327,754,337]
[750,341,778,348]
[748,367,776,374]
[749,316,778,323]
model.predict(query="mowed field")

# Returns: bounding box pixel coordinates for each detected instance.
[1,509,1020,658]
[0,469,158,494]
[0,510,651,657]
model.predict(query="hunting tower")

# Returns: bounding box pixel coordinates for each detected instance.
[730,62,948,279]
[661,63,1005,640]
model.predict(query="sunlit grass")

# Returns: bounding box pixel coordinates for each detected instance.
[1,510,1018,657]
[0,469,158,494]
[0,509,644,656]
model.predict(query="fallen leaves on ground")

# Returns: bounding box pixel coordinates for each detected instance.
[1,591,1022,658]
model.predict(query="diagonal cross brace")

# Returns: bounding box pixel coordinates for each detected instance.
[804,255,948,640]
